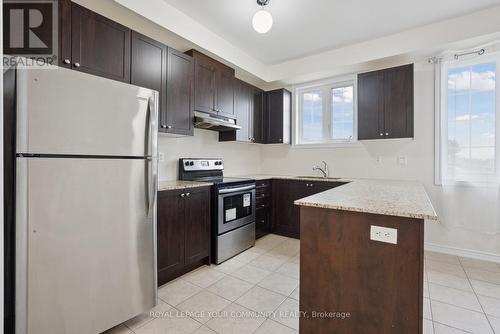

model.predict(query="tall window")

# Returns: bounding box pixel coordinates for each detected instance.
[297,79,356,145]
[439,55,499,184]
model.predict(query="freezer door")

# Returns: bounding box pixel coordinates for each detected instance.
[16,66,158,157]
[16,157,157,334]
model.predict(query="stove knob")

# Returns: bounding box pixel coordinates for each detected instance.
[184,161,189,166]
[189,161,194,166]
[218,161,223,166]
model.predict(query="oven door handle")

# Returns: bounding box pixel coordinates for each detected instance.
[218,185,256,194]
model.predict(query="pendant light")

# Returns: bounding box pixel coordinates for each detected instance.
[252,0,273,34]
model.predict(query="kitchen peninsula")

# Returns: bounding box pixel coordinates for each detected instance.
[295,180,437,334]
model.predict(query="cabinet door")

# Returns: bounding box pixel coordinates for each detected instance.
[234,80,251,142]
[272,180,304,238]
[71,3,131,82]
[166,48,194,136]
[384,64,414,139]
[216,67,235,117]
[157,190,185,286]
[58,0,72,68]
[193,56,216,113]
[184,188,210,265]
[253,90,265,143]
[358,70,384,140]
[266,89,291,144]
[266,90,283,144]
[130,31,167,131]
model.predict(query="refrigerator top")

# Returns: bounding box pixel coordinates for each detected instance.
[16,66,158,158]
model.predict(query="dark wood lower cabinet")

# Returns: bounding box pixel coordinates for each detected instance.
[299,207,424,334]
[272,180,345,238]
[255,180,272,239]
[184,189,210,264]
[157,186,210,285]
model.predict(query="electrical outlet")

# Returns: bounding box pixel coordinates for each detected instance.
[158,152,165,162]
[370,225,398,244]
[398,156,407,165]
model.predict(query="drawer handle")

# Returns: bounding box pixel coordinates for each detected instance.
[260,220,265,223]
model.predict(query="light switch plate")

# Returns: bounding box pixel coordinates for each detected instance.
[370,225,398,244]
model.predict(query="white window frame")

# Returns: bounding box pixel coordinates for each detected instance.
[437,53,500,185]
[293,75,359,148]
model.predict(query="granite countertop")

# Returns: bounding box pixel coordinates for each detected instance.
[158,180,212,191]
[294,179,437,220]
[231,175,437,220]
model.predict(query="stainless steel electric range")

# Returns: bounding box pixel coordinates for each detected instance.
[179,158,256,264]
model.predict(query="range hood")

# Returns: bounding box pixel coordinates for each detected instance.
[194,111,242,132]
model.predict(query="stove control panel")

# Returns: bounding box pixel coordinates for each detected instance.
[181,158,224,171]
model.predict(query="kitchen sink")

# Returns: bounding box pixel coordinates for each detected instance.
[295,176,343,180]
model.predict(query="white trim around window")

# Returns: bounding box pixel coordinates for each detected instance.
[293,75,358,148]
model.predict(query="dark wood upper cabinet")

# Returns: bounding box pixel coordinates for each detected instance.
[58,0,72,68]
[186,50,235,117]
[219,79,257,142]
[383,64,414,139]
[253,89,265,144]
[358,64,414,140]
[216,67,235,118]
[130,31,167,128]
[191,54,217,114]
[69,3,131,82]
[165,48,194,136]
[265,89,292,144]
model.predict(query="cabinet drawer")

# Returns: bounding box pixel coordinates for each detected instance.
[256,199,269,210]
[256,179,271,189]
[255,191,269,201]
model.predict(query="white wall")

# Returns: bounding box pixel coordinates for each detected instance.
[157,129,262,181]
[260,61,500,258]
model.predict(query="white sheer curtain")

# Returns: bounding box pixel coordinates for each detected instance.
[434,42,500,186]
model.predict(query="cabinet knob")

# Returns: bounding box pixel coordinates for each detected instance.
[63,59,70,65]
[167,125,172,129]
[161,125,167,129]
[385,132,389,136]
[380,133,384,136]
[74,62,81,68]
[261,220,265,223]
[180,193,186,198]
[186,192,191,197]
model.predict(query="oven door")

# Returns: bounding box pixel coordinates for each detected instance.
[217,184,256,234]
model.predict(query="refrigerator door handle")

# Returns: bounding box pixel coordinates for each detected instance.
[145,94,158,221]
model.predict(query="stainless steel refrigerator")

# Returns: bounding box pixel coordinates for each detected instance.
[14,67,158,334]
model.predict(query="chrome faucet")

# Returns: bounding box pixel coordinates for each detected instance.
[312,161,329,178]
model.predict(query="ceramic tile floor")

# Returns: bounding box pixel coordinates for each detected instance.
[102,234,500,334]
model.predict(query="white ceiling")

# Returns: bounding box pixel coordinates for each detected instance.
[162,0,500,64]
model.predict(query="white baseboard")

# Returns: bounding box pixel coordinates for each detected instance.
[425,242,500,264]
